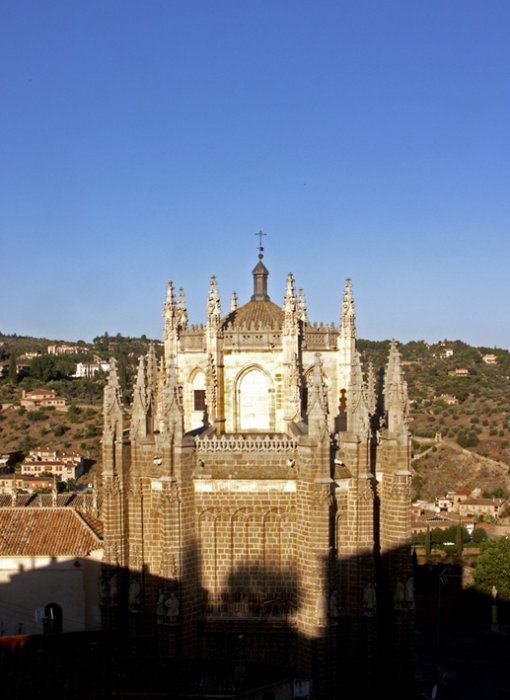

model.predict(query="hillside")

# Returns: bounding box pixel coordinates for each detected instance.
[1,333,509,497]
[358,338,510,499]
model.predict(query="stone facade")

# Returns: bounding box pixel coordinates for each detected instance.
[100,253,414,698]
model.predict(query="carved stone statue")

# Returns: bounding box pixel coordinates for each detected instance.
[393,579,405,611]
[316,592,328,626]
[156,588,166,624]
[165,591,180,623]
[363,580,377,617]
[128,577,141,613]
[405,576,415,610]
[99,572,109,606]
[109,572,119,606]
[329,589,338,621]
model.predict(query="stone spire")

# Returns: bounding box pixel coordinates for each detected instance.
[307,353,329,438]
[337,277,357,407]
[251,253,270,301]
[102,358,124,441]
[230,291,238,312]
[146,343,159,434]
[207,275,221,325]
[146,343,159,395]
[163,281,178,363]
[366,361,377,417]
[297,288,308,324]
[282,272,301,426]
[177,288,188,329]
[156,352,184,442]
[347,350,370,439]
[341,278,356,339]
[282,272,298,336]
[384,341,409,442]
[206,275,223,431]
[163,281,177,335]
[130,355,148,440]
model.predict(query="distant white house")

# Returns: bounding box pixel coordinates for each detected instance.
[72,361,110,378]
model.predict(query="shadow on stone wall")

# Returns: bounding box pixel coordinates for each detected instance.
[0,548,509,699]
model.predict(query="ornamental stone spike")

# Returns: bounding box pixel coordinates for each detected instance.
[307,352,329,436]
[283,272,296,311]
[366,361,377,416]
[156,352,184,440]
[283,272,298,336]
[102,358,123,438]
[130,355,148,440]
[177,287,188,328]
[337,277,357,407]
[207,275,221,321]
[347,350,370,439]
[163,280,176,318]
[384,340,409,439]
[146,342,158,394]
[297,288,308,323]
[340,278,356,339]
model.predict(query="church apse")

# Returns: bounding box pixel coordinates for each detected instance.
[100,248,415,699]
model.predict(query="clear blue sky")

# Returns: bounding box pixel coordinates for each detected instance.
[1,1,509,349]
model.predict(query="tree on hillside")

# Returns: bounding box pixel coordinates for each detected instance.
[424,527,431,557]
[8,353,17,383]
[472,527,489,544]
[473,536,510,601]
[455,524,464,556]
[30,355,74,381]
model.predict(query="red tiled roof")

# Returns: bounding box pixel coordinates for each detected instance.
[0,508,102,556]
[222,300,284,330]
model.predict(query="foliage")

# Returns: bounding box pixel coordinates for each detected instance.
[455,524,464,555]
[424,528,431,556]
[8,354,17,383]
[456,430,479,448]
[472,527,489,544]
[30,355,74,382]
[473,536,510,601]
[61,478,77,492]
[27,409,49,422]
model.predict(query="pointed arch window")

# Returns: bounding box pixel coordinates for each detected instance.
[238,369,270,431]
[191,370,207,429]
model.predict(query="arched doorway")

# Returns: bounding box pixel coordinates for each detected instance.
[43,602,63,633]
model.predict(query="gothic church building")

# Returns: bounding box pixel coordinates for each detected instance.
[101,252,414,698]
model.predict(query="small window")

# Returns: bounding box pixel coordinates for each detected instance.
[194,390,206,412]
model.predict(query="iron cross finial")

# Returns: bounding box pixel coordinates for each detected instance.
[255,230,267,254]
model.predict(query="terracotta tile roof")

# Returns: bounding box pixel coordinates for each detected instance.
[411,514,460,528]
[78,510,104,539]
[222,300,284,330]
[0,508,102,556]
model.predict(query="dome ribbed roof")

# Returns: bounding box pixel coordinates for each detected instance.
[222,300,284,330]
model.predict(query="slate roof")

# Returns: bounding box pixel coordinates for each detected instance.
[0,508,103,556]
